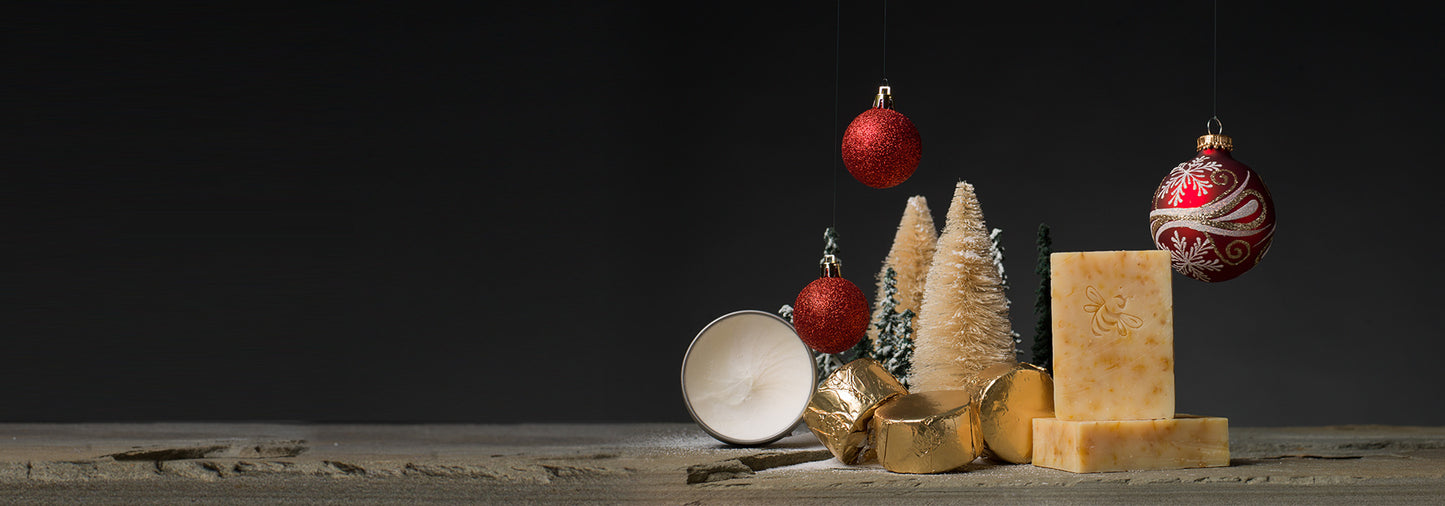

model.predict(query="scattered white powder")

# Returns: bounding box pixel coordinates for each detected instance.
[758,457,865,474]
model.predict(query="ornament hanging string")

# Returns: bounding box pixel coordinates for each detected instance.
[832,0,840,228]
[881,0,888,80]
[1211,0,1219,130]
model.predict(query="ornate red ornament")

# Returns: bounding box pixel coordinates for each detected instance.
[793,255,869,354]
[1149,130,1277,282]
[841,84,921,189]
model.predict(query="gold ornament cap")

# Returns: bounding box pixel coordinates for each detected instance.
[819,254,842,278]
[803,358,908,464]
[871,390,984,474]
[970,362,1055,464]
[1196,134,1234,152]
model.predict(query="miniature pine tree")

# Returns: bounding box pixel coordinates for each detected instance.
[989,228,1008,286]
[909,182,1016,392]
[872,267,916,389]
[815,350,846,379]
[868,196,938,352]
[989,227,1023,355]
[823,226,841,258]
[1030,223,1054,372]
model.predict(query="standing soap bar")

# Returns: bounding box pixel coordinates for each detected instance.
[1050,251,1174,421]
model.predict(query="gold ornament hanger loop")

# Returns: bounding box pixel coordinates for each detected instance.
[1197,116,1232,151]
[873,80,894,109]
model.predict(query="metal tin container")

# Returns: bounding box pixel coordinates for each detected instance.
[681,310,817,446]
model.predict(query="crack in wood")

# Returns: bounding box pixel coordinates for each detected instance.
[686,450,834,484]
[104,440,308,461]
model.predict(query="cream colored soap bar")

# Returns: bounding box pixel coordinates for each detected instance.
[1050,250,1174,421]
[1031,415,1229,473]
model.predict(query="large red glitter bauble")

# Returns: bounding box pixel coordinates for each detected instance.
[1149,148,1276,282]
[841,107,921,189]
[792,277,869,354]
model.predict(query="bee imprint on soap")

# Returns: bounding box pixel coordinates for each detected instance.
[1083,286,1144,337]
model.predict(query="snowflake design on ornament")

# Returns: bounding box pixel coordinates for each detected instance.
[1158,156,1223,206]
[1166,231,1224,281]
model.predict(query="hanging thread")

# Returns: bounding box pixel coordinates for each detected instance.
[1211,0,1218,125]
[831,0,840,228]
[881,0,889,80]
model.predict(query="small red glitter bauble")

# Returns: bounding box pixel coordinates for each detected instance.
[841,107,921,189]
[1149,134,1276,282]
[793,277,869,354]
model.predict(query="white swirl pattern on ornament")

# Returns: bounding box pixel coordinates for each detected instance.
[1212,199,1258,222]
[1149,170,1273,239]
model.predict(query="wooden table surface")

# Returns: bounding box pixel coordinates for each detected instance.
[1,423,1442,504]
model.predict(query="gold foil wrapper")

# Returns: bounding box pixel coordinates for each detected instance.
[971,362,1055,464]
[803,359,908,464]
[870,390,983,474]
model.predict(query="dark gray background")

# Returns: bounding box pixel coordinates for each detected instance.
[5,2,1441,425]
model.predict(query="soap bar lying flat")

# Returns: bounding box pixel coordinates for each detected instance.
[1050,250,1174,421]
[1031,415,1229,473]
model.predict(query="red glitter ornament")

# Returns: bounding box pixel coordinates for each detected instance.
[841,84,921,189]
[793,255,869,354]
[1149,127,1276,282]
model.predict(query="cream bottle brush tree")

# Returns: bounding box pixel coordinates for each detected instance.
[909,182,1016,393]
[868,196,937,354]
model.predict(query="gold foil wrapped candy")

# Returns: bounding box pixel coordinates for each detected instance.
[803,359,908,464]
[970,362,1055,464]
[870,390,983,474]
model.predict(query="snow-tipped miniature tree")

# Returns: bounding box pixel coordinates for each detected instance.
[989,227,1022,355]
[989,228,1008,286]
[909,182,1016,392]
[868,196,937,353]
[815,345,846,379]
[1030,223,1054,372]
[873,267,916,390]
[823,226,841,257]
